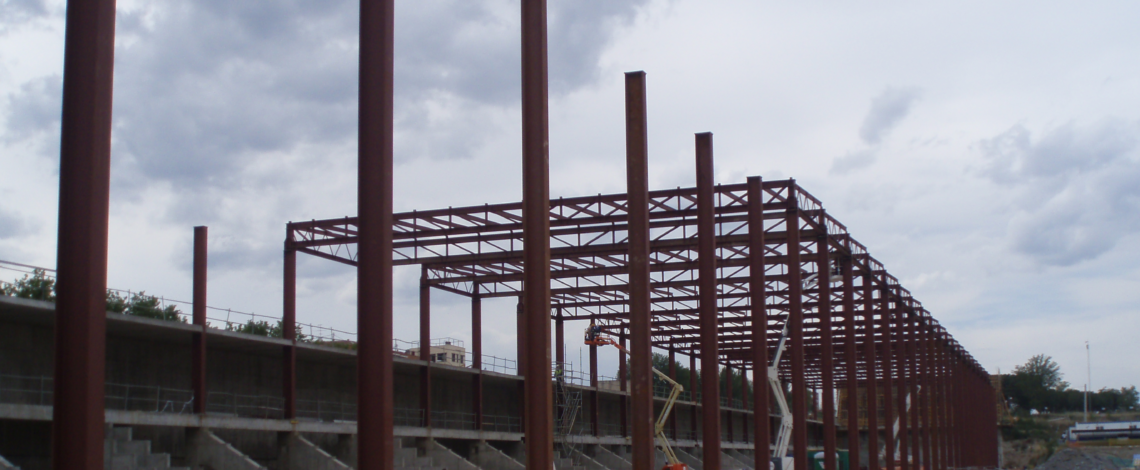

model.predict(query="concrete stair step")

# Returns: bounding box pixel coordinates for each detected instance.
[112,427,133,442]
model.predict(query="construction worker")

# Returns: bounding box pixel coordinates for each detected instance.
[585,320,603,342]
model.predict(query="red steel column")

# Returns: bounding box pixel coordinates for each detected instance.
[420,267,432,427]
[357,0,395,465]
[862,273,880,470]
[938,335,950,470]
[907,312,921,469]
[741,369,750,443]
[52,0,117,465]
[690,352,698,440]
[696,132,722,470]
[786,181,808,470]
[193,227,209,415]
[621,331,629,436]
[555,314,565,369]
[922,322,937,470]
[283,243,296,419]
[817,229,836,470]
[841,255,859,470]
[747,176,770,469]
[590,340,600,436]
[880,287,895,470]
[472,288,483,430]
[894,293,909,470]
[626,71,654,470]
[282,242,296,419]
[516,299,527,426]
[669,349,678,439]
[726,367,734,442]
[521,0,554,466]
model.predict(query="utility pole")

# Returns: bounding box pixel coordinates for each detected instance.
[1084,341,1090,422]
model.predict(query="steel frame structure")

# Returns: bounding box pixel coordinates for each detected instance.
[52,0,997,465]
[285,176,999,469]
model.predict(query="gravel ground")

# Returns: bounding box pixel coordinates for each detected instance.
[1034,448,1133,470]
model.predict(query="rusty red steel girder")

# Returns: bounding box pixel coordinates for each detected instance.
[287,178,989,383]
[53,0,118,466]
[356,0,395,467]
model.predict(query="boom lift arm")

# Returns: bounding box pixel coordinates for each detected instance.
[585,334,687,470]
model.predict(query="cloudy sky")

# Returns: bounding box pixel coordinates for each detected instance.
[2,0,1138,392]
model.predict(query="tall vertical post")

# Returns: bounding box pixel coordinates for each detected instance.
[741,369,749,443]
[894,293,909,470]
[880,287,895,470]
[786,182,808,470]
[690,352,698,440]
[726,366,734,442]
[696,132,722,470]
[357,0,395,465]
[842,255,859,470]
[472,288,483,430]
[908,311,921,469]
[590,340,600,436]
[817,229,836,470]
[283,241,296,419]
[516,299,527,424]
[669,348,678,439]
[556,314,565,368]
[620,331,629,436]
[193,227,209,415]
[52,0,117,465]
[920,321,935,470]
[747,176,769,467]
[521,0,553,466]
[420,267,432,427]
[863,273,880,470]
[626,71,655,470]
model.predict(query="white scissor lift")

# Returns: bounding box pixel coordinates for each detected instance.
[767,271,843,470]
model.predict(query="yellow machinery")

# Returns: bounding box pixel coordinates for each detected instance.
[585,333,687,470]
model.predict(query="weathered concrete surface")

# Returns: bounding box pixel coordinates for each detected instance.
[727,448,758,469]
[472,441,525,470]
[585,445,631,470]
[563,446,607,470]
[185,428,265,470]
[278,432,352,470]
[673,447,705,470]
[721,448,754,470]
[426,438,482,470]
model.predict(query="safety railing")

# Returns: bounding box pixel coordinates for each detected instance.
[106,382,194,414]
[0,374,53,406]
[721,396,745,409]
[205,392,284,419]
[296,398,357,422]
[598,423,624,437]
[394,406,425,427]
[482,413,522,433]
[0,260,357,343]
[474,354,517,375]
[431,410,478,430]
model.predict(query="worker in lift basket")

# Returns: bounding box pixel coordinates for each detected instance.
[585,320,602,341]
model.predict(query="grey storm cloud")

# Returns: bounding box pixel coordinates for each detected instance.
[979,120,1140,266]
[831,86,920,175]
[0,0,651,273]
[0,0,50,33]
[2,75,61,153]
[0,207,31,239]
[859,87,921,145]
[99,0,649,188]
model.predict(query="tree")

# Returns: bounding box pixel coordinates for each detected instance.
[1014,354,1068,391]
[1,269,56,301]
